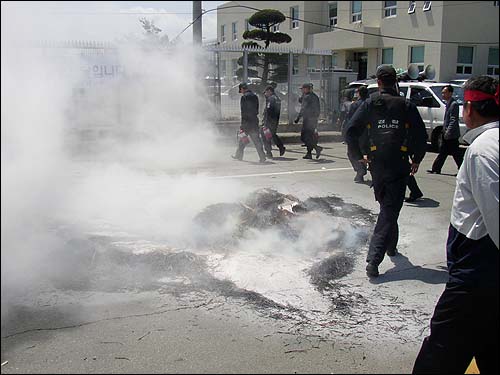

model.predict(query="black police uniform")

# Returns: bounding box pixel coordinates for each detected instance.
[296,90,322,158]
[262,93,285,157]
[346,87,427,271]
[345,97,368,181]
[234,89,266,162]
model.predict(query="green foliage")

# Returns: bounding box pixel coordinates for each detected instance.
[248,9,286,28]
[238,9,292,86]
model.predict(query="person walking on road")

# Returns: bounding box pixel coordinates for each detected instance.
[261,85,285,159]
[294,83,323,159]
[346,65,427,278]
[232,83,267,163]
[427,85,464,174]
[413,76,499,374]
[345,86,369,183]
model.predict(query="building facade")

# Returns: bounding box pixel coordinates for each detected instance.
[216,1,499,82]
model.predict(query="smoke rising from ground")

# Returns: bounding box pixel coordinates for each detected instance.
[1,4,246,306]
[1,3,370,324]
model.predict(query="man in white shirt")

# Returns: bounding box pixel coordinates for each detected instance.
[413,76,499,374]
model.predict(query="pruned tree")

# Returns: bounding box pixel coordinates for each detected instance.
[237,9,292,91]
[138,17,171,49]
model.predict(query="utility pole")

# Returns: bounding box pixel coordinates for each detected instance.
[193,1,202,45]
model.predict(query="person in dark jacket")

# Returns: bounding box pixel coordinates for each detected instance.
[232,83,266,163]
[261,85,285,158]
[294,83,323,159]
[413,76,499,374]
[346,65,427,278]
[427,85,464,174]
[345,86,369,182]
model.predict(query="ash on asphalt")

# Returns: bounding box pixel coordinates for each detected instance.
[45,189,375,320]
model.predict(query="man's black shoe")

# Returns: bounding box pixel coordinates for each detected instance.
[259,158,267,163]
[426,169,440,174]
[231,155,242,161]
[303,153,312,159]
[366,263,379,277]
[279,147,286,156]
[266,152,273,159]
[405,193,423,203]
[386,248,398,257]
[316,146,323,159]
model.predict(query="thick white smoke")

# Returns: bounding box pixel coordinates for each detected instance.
[1,2,247,304]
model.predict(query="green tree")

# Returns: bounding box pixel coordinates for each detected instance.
[236,9,292,91]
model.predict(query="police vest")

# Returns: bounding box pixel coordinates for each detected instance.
[365,93,411,159]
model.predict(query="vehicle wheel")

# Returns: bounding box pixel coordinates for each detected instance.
[431,128,443,152]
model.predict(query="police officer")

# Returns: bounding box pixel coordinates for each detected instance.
[261,85,285,158]
[294,83,323,159]
[232,82,267,163]
[345,86,369,182]
[346,65,427,277]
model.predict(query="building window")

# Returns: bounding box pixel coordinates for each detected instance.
[495,1,500,6]
[487,47,499,75]
[410,46,425,72]
[232,22,237,41]
[408,1,416,14]
[271,23,280,32]
[308,55,317,72]
[351,1,362,22]
[423,1,432,11]
[384,1,397,17]
[382,48,394,65]
[457,46,474,75]
[245,19,249,32]
[329,2,338,27]
[290,6,299,29]
[332,53,338,67]
[221,24,226,43]
[292,54,299,75]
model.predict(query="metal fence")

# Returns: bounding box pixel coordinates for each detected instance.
[203,44,359,127]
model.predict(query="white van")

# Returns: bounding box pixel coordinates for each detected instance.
[367,81,466,150]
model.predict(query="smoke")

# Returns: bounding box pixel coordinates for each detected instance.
[1,2,369,325]
[0,2,247,307]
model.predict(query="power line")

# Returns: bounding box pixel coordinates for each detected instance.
[44,1,492,15]
[173,4,499,45]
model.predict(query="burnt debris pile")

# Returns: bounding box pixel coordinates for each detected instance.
[46,189,374,315]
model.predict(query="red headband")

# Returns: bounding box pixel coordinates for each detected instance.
[464,85,500,105]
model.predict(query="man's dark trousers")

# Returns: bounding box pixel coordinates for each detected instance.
[262,123,284,154]
[431,138,463,173]
[235,129,266,160]
[367,164,408,266]
[301,117,318,153]
[412,283,498,373]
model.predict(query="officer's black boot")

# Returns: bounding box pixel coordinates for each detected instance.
[366,263,379,277]
[303,152,312,159]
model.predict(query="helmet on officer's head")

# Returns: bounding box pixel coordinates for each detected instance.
[302,83,313,89]
[238,82,248,90]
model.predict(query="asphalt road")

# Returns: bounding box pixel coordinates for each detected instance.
[1,139,461,374]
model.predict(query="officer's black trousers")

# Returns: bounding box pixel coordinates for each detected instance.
[261,122,284,154]
[407,175,423,198]
[431,138,463,173]
[235,128,266,161]
[367,172,408,266]
[412,283,499,374]
[347,149,367,177]
[301,117,319,154]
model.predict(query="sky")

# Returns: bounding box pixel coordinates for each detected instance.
[1,1,227,44]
